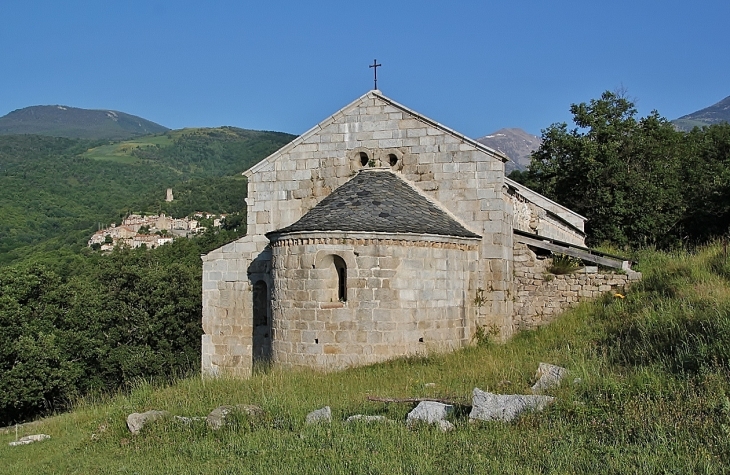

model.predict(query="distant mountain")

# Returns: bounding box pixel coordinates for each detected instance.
[476,128,541,173]
[672,95,730,132]
[0,105,169,140]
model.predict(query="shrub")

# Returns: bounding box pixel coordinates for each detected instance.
[548,253,583,274]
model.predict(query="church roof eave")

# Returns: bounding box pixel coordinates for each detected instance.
[267,229,482,245]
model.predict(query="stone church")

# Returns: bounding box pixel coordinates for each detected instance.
[201,90,634,377]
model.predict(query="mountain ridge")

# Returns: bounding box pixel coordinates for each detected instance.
[672,95,730,131]
[0,105,169,140]
[476,127,541,172]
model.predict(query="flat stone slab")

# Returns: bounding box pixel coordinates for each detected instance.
[531,363,569,394]
[8,434,51,446]
[469,388,554,422]
[306,406,332,424]
[127,410,170,434]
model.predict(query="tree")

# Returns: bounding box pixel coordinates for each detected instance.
[679,123,730,241]
[527,91,685,248]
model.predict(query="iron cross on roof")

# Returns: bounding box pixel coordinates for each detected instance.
[369,59,381,90]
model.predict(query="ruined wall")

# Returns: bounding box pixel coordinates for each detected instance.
[269,233,479,370]
[513,242,640,330]
[505,178,586,247]
[510,192,586,246]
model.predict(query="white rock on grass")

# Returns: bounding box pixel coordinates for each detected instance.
[207,405,264,430]
[8,434,51,446]
[305,406,332,424]
[531,363,569,394]
[469,389,554,422]
[127,410,170,435]
[406,401,454,431]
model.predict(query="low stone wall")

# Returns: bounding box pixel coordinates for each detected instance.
[513,242,640,330]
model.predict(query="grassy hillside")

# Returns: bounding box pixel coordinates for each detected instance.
[3,245,730,473]
[0,105,169,141]
[0,128,294,266]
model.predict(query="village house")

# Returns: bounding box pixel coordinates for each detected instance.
[201,90,638,377]
[88,213,217,250]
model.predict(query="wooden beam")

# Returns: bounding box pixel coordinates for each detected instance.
[367,396,467,406]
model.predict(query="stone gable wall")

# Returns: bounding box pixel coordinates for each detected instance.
[269,234,479,370]
[513,242,640,330]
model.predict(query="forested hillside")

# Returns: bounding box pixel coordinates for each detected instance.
[0,126,294,424]
[0,128,294,265]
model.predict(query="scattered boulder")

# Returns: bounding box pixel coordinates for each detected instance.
[531,363,569,394]
[424,383,436,388]
[8,434,51,446]
[305,406,332,424]
[469,388,554,422]
[207,405,263,430]
[345,414,391,424]
[406,401,454,431]
[127,410,170,435]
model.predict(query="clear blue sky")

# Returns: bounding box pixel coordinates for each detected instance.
[2,0,728,137]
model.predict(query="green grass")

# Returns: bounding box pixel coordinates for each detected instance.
[3,245,730,473]
[83,134,174,163]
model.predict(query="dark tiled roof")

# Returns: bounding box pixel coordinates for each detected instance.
[269,170,481,238]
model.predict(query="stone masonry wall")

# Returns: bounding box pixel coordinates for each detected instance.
[269,233,479,370]
[201,239,271,377]
[513,242,640,330]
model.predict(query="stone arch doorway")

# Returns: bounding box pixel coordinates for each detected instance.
[252,280,272,362]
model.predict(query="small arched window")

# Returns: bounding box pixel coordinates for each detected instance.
[359,152,369,167]
[333,255,347,302]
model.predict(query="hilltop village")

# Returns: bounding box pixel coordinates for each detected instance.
[88,212,226,251]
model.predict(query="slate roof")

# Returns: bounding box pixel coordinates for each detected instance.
[269,170,481,239]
